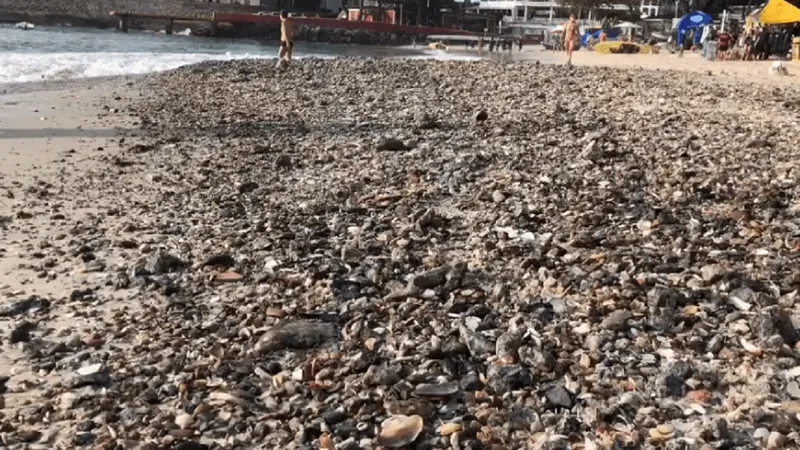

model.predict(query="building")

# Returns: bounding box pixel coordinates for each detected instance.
[469,0,559,23]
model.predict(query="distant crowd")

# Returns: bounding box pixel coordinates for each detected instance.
[681,23,799,61]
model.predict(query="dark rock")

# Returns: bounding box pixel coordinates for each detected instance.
[70,289,94,302]
[321,409,348,425]
[411,266,449,289]
[255,320,338,353]
[9,321,35,343]
[658,361,693,398]
[544,385,573,409]
[600,309,631,331]
[174,442,210,450]
[200,253,236,268]
[363,365,400,386]
[69,372,111,388]
[486,364,532,394]
[274,154,292,169]
[377,139,408,151]
[145,250,186,275]
[0,296,50,317]
[459,324,495,357]
[461,372,484,391]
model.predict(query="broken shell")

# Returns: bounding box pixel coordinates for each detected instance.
[439,422,463,436]
[378,415,424,448]
[175,413,193,429]
[320,433,334,450]
[741,338,763,356]
[657,424,674,435]
[414,382,459,398]
[214,271,242,282]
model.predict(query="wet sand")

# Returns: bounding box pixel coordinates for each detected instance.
[0,79,140,422]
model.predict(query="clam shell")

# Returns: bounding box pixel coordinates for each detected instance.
[378,414,424,448]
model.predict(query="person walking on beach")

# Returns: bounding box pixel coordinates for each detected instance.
[564,15,578,65]
[278,10,294,67]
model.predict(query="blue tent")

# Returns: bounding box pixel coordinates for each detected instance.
[675,11,712,46]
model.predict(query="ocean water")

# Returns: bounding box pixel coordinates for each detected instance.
[0,24,479,84]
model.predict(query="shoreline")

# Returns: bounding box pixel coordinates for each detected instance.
[3,58,800,448]
[2,44,798,89]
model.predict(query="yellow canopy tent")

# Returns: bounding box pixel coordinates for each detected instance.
[758,0,800,24]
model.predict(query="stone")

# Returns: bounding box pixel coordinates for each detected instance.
[377,139,409,152]
[255,321,337,353]
[145,250,185,275]
[411,266,449,289]
[486,364,532,395]
[9,321,35,343]
[545,385,573,409]
[700,264,725,282]
[363,365,400,386]
[601,309,631,331]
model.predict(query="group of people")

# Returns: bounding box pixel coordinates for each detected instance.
[685,23,797,61]
[471,37,524,53]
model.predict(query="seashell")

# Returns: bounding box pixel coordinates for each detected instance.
[377,415,424,448]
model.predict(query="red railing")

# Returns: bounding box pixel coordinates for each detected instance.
[213,13,476,35]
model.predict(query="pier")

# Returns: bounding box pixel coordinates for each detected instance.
[109,11,475,36]
[110,11,214,35]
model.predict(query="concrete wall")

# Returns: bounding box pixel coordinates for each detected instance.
[0,0,277,24]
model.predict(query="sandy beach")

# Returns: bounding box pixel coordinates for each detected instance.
[2,54,800,449]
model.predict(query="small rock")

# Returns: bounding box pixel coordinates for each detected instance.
[377,139,409,152]
[175,413,193,429]
[274,154,292,169]
[364,365,400,386]
[255,320,337,353]
[487,364,532,394]
[411,266,449,289]
[475,110,488,122]
[787,381,800,399]
[700,264,725,282]
[9,321,35,343]
[754,428,770,440]
[767,431,785,449]
[459,324,495,357]
[544,385,573,409]
[145,250,185,275]
[0,296,50,317]
[200,253,236,268]
[601,309,631,331]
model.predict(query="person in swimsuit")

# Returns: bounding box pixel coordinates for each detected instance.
[279,10,293,66]
[564,15,578,65]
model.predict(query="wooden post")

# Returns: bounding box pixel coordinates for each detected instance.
[165,18,174,34]
[210,13,218,36]
[119,14,129,32]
